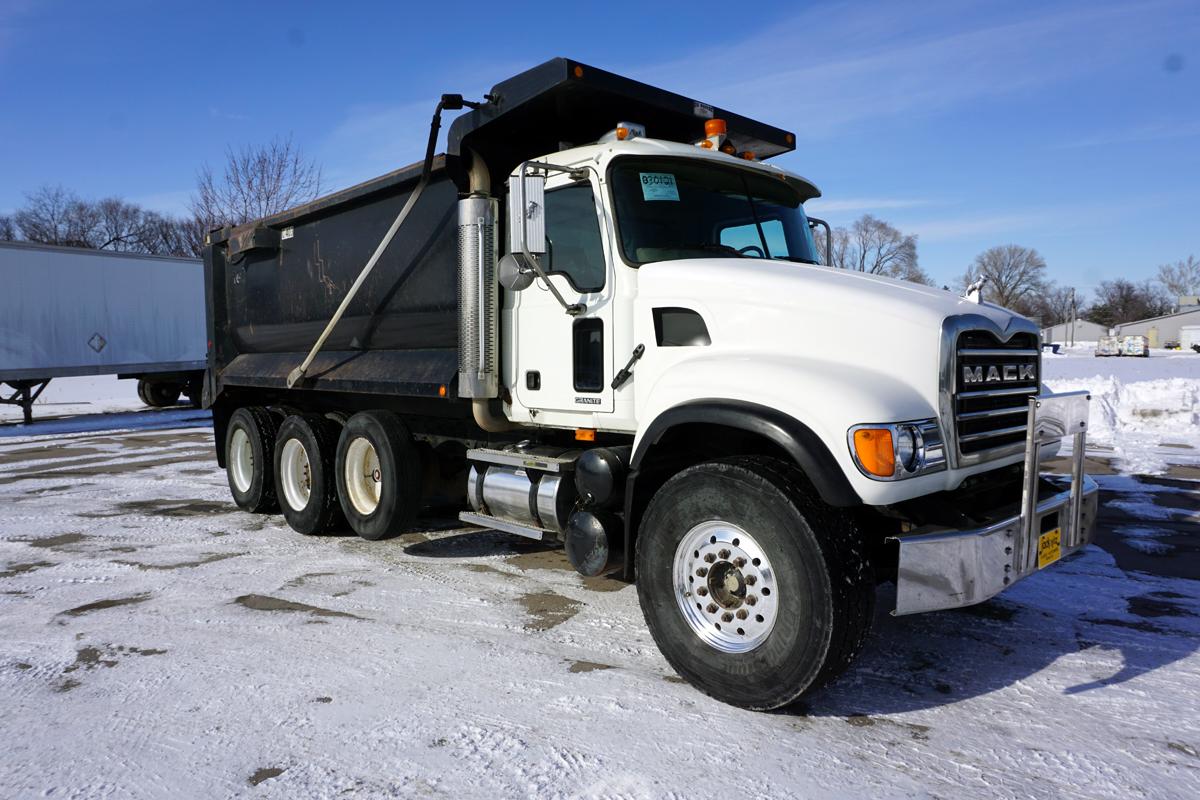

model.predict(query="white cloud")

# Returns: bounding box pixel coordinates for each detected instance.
[635,0,1192,139]
[1058,120,1200,149]
[908,212,1047,242]
[131,189,193,217]
[317,98,441,191]
[806,197,932,214]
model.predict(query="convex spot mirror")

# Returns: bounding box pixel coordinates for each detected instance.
[498,253,536,291]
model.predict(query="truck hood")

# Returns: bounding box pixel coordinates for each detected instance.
[634,257,1034,419]
[638,258,1018,331]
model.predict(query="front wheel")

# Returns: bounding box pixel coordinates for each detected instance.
[636,457,875,710]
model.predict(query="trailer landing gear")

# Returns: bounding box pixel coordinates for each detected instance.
[1,379,51,425]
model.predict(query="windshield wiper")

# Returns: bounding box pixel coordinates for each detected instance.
[689,243,746,257]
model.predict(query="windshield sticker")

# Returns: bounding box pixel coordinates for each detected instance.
[639,172,679,202]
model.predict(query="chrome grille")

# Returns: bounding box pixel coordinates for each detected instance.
[954,331,1040,457]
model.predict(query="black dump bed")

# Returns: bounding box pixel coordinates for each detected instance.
[204,57,795,407]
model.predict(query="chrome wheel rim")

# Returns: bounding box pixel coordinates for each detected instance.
[673,520,778,653]
[279,438,312,511]
[229,427,253,494]
[344,437,382,516]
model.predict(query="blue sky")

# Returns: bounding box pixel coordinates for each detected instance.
[0,0,1196,294]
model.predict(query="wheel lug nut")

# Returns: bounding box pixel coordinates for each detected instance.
[718,549,731,559]
[703,553,716,563]
[696,567,708,577]
[721,612,734,623]
[706,603,718,614]
[733,557,746,568]
[697,587,708,597]
[736,609,748,620]
[745,575,757,586]
[746,595,757,606]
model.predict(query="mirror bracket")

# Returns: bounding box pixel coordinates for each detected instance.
[509,160,595,316]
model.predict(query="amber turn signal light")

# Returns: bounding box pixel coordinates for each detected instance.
[575,428,596,442]
[853,428,895,477]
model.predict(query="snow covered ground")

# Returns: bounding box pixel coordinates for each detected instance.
[0,349,1198,797]
[1043,345,1200,474]
[1,426,1198,799]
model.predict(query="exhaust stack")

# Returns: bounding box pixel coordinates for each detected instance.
[457,194,499,398]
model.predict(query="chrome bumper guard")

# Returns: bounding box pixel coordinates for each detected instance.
[892,391,1097,616]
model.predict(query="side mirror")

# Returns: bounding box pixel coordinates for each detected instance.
[509,168,546,256]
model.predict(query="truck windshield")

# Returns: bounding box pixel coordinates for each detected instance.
[610,157,819,266]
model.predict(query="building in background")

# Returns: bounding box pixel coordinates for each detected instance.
[1115,307,1200,347]
[1041,319,1109,345]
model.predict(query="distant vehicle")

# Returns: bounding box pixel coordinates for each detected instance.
[1182,325,1200,353]
[0,241,206,424]
[1164,341,1181,350]
[1095,335,1149,357]
[1121,335,1150,357]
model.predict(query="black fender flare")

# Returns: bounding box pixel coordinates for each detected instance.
[623,400,861,578]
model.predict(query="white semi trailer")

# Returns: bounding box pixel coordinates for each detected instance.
[0,241,206,423]
[202,59,1097,709]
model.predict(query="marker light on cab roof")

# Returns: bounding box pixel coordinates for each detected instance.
[601,121,645,143]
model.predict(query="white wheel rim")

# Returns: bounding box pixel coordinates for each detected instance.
[673,520,779,653]
[279,438,312,511]
[229,427,253,494]
[344,437,382,516]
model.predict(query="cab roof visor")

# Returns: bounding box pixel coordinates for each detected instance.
[445,57,797,192]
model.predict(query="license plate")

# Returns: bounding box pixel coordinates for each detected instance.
[1037,528,1062,569]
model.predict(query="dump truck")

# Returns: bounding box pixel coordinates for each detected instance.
[202,58,1097,710]
[0,241,206,424]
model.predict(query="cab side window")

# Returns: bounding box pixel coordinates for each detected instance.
[544,182,606,292]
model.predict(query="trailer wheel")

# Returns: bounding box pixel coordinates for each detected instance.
[143,381,181,407]
[636,456,874,710]
[274,414,345,535]
[137,379,151,406]
[335,411,423,540]
[224,407,280,514]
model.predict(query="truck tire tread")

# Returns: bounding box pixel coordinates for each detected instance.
[225,406,280,514]
[636,455,874,709]
[274,414,345,535]
[335,410,423,540]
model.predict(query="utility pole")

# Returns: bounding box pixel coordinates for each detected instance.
[1069,288,1077,347]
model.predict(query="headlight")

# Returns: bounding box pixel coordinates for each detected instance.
[848,420,945,481]
[895,425,919,472]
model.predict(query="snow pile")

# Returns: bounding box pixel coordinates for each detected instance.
[1043,354,1200,473]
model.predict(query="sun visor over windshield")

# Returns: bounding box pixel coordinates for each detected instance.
[445,58,797,191]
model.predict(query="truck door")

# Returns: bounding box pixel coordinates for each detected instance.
[512,176,615,417]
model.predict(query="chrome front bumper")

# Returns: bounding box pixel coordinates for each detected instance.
[892,391,1097,615]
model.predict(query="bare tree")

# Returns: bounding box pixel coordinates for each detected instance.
[191,135,322,230]
[143,213,206,258]
[821,214,929,284]
[93,197,155,251]
[1089,279,1173,328]
[13,185,99,247]
[1030,284,1081,326]
[959,245,1048,316]
[1157,255,1200,298]
[5,185,201,257]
